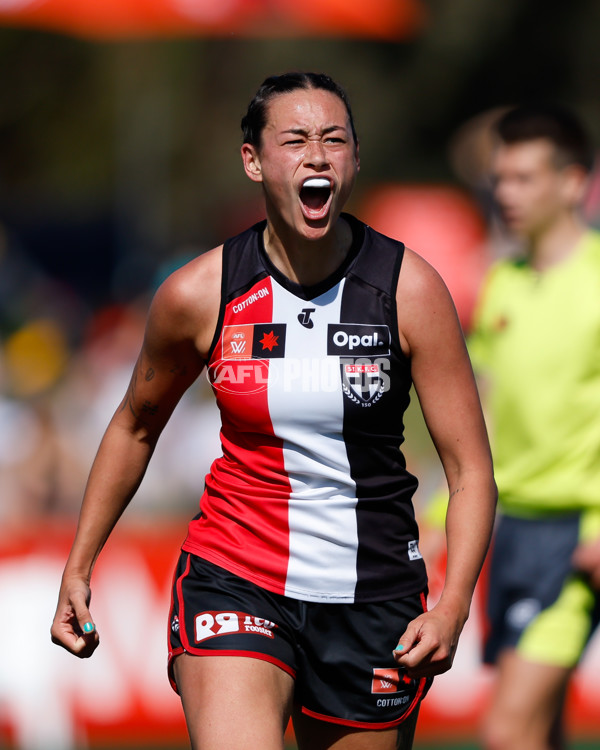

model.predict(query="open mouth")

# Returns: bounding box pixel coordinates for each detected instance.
[299,177,332,218]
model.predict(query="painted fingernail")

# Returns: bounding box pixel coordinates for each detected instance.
[394,644,404,652]
[83,622,95,634]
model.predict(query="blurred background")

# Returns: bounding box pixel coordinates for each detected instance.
[1,1,600,748]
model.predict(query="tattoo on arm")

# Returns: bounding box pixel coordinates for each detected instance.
[119,359,190,420]
[449,487,465,501]
[120,363,159,421]
[141,400,159,416]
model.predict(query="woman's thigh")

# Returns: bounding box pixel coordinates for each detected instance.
[173,653,294,750]
[292,706,420,750]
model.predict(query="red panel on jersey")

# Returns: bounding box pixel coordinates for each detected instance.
[184,277,292,593]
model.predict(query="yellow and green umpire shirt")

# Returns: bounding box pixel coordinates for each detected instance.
[468,230,600,517]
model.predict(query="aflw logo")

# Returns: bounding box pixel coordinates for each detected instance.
[371,667,401,694]
[230,339,247,354]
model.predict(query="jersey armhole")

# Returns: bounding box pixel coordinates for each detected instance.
[205,243,228,363]
[390,243,405,358]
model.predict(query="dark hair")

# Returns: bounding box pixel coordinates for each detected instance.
[495,103,594,172]
[241,71,358,148]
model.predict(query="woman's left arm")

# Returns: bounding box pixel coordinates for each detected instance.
[393,248,497,678]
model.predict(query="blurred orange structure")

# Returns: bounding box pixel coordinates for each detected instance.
[360,184,490,330]
[0,0,425,40]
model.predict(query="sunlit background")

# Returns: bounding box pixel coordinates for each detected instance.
[1,1,600,748]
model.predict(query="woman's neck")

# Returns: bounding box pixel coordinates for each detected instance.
[263,216,353,286]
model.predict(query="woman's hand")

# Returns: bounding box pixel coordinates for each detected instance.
[51,576,99,658]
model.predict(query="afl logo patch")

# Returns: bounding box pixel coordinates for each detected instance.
[208,359,271,394]
[327,324,390,356]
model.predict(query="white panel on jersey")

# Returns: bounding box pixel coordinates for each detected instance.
[267,279,359,602]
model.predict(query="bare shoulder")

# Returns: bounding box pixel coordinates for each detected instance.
[398,247,452,301]
[148,245,223,359]
[396,247,461,356]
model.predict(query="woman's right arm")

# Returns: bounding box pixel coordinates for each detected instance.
[50,248,221,657]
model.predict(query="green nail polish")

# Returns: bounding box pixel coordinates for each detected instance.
[83,622,95,633]
[394,644,404,651]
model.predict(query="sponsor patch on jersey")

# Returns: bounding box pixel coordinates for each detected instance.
[252,323,286,358]
[230,285,270,314]
[194,610,278,644]
[222,324,286,360]
[222,325,253,359]
[297,307,316,328]
[327,324,390,356]
[342,361,386,406]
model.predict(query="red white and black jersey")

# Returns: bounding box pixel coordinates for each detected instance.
[182,214,427,604]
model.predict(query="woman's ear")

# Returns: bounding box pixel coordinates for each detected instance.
[241,143,263,183]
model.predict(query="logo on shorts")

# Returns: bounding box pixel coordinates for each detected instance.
[171,614,180,633]
[506,598,541,630]
[372,667,404,693]
[372,668,415,710]
[194,611,277,644]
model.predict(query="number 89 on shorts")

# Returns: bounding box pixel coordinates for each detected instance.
[194,610,278,643]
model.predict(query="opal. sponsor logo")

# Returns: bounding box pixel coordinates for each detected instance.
[327,324,390,356]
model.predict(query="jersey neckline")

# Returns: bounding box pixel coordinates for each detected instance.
[256,213,364,301]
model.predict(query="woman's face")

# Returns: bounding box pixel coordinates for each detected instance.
[241,88,360,242]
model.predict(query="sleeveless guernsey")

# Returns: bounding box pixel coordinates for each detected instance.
[182,214,427,604]
[469,230,600,515]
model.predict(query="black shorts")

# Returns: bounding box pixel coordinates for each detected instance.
[484,512,600,667]
[168,551,431,729]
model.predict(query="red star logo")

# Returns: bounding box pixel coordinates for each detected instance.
[259,330,279,351]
